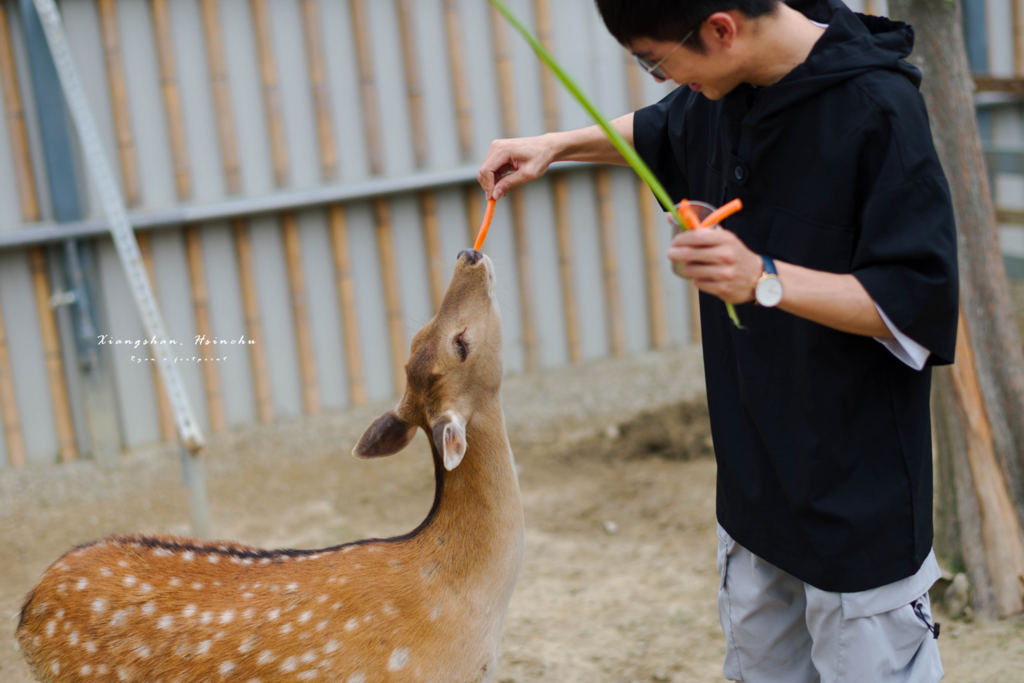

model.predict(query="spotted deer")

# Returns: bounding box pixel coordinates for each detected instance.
[16,249,525,683]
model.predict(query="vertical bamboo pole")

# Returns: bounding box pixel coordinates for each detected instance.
[299,0,337,181]
[349,0,383,176]
[864,0,879,15]
[0,4,35,466]
[396,0,445,312]
[624,50,669,349]
[534,0,582,363]
[375,198,407,396]
[489,4,537,371]
[328,205,367,406]
[137,232,177,441]
[0,293,25,468]
[185,226,228,433]
[0,4,40,222]
[282,213,321,415]
[150,0,191,200]
[29,248,76,463]
[199,0,241,194]
[350,0,407,395]
[232,220,274,422]
[595,168,626,356]
[250,0,289,187]
[1012,0,1024,76]
[97,0,140,206]
[443,0,473,163]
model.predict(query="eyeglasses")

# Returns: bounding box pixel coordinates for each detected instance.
[634,28,696,81]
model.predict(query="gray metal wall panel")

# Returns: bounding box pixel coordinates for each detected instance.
[587,2,632,120]
[61,0,121,219]
[320,0,369,181]
[435,186,469,279]
[550,0,596,133]
[150,228,210,432]
[6,1,54,223]
[964,0,989,73]
[0,249,57,464]
[249,215,302,417]
[390,194,435,334]
[522,177,568,368]
[459,0,502,163]
[117,0,176,210]
[610,168,651,353]
[169,0,226,202]
[414,0,460,169]
[96,237,160,448]
[269,0,319,190]
[201,221,256,426]
[566,169,608,359]
[367,0,414,177]
[483,199,525,373]
[987,0,1014,76]
[296,208,348,409]
[220,0,272,196]
[345,200,393,400]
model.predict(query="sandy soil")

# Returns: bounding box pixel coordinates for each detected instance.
[2,347,1022,682]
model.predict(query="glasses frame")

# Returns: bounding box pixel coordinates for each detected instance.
[634,27,697,81]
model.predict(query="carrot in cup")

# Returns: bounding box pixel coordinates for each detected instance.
[474,197,497,251]
[698,198,743,228]
[676,199,702,230]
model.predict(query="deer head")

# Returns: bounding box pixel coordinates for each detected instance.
[353,248,502,471]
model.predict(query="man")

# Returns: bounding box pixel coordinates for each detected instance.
[477,0,958,681]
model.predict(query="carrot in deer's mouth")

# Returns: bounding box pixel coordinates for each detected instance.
[474,197,497,251]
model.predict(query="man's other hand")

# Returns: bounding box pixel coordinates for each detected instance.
[669,226,762,304]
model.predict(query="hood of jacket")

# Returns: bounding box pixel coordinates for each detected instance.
[749,0,920,119]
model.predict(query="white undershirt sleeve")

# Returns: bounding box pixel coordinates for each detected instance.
[874,303,930,371]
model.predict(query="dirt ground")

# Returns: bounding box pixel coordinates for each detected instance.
[2,347,1022,682]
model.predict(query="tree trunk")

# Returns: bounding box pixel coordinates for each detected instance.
[888,0,1024,618]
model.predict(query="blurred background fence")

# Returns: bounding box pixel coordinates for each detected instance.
[0,0,1021,470]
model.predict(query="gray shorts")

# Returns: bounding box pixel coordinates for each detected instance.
[716,523,944,683]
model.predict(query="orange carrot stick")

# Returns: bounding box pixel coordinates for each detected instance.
[699,198,743,228]
[676,199,701,230]
[474,197,497,251]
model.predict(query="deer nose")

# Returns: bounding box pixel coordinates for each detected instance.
[458,249,483,265]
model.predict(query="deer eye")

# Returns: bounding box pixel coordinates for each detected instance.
[454,332,468,362]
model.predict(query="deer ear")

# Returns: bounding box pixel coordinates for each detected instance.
[353,410,417,459]
[432,411,467,471]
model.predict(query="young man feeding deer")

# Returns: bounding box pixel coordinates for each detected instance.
[478,0,958,680]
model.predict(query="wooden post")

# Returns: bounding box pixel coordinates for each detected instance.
[137,232,177,442]
[97,0,140,206]
[328,205,367,406]
[1013,0,1024,76]
[489,4,538,370]
[595,168,626,357]
[864,0,879,15]
[150,0,191,200]
[0,3,40,222]
[299,0,337,181]
[349,0,383,176]
[624,49,669,349]
[232,219,274,422]
[534,0,583,363]
[395,0,446,312]
[282,213,321,415]
[198,0,241,194]
[250,0,289,188]
[949,310,1024,616]
[375,198,407,397]
[29,247,76,463]
[185,226,228,433]
[0,292,26,468]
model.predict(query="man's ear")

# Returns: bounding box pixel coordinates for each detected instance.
[431,411,467,471]
[353,410,417,459]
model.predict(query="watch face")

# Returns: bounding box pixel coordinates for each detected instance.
[756,276,784,307]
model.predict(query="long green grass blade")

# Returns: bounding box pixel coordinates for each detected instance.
[487,0,741,328]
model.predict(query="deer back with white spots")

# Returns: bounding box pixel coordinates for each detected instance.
[16,250,524,683]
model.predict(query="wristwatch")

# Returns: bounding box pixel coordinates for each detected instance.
[754,255,783,307]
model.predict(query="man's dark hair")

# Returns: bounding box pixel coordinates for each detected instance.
[595,0,780,53]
